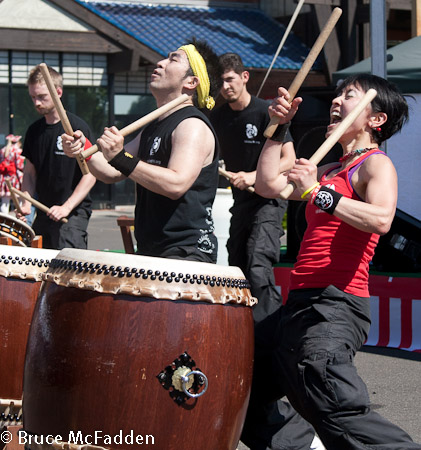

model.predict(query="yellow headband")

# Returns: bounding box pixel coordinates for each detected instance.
[178,44,215,110]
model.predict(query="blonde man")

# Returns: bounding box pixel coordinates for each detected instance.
[19,64,96,249]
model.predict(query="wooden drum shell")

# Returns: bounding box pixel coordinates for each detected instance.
[0,246,58,403]
[23,249,256,450]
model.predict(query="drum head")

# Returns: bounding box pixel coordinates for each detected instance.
[0,213,35,247]
[45,248,257,306]
[0,244,59,280]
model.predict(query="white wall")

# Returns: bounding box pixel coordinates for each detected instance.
[212,188,233,266]
[387,94,421,221]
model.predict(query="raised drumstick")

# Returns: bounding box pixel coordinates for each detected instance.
[264,7,342,139]
[279,88,378,199]
[5,178,23,215]
[39,63,90,175]
[10,186,68,224]
[81,94,189,159]
[219,167,255,194]
[256,0,306,98]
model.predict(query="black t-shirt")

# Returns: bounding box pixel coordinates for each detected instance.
[135,106,219,260]
[22,112,93,215]
[210,96,292,206]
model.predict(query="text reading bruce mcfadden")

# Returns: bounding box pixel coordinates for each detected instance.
[16,430,155,446]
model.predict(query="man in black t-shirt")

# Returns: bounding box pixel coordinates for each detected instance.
[211,53,322,450]
[18,64,96,249]
[210,53,296,325]
[62,39,222,263]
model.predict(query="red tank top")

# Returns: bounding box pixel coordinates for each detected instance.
[290,150,385,297]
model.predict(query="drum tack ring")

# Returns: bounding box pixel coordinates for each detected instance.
[180,370,208,398]
[157,352,208,404]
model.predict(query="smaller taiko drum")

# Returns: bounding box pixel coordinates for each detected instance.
[0,245,58,429]
[0,213,35,247]
[23,249,256,450]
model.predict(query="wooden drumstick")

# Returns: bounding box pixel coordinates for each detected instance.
[81,94,189,159]
[5,178,23,215]
[39,63,90,175]
[219,167,255,194]
[256,0,306,98]
[264,7,342,139]
[10,186,68,224]
[279,88,377,199]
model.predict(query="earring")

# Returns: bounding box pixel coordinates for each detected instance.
[373,127,381,132]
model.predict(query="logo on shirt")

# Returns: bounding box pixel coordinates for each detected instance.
[55,136,65,155]
[198,208,215,254]
[149,137,161,156]
[245,123,258,139]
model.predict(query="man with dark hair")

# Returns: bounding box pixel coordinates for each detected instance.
[63,39,222,262]
[18,64,96,249]
[211,53,322,450]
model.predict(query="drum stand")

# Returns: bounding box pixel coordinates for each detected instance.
[0,400,22,450]
[0,236,42,248]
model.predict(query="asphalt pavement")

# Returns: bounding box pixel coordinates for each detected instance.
[86,206,421,448]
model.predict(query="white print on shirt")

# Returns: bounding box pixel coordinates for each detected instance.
[245,123,258,139]
[197,234,215,254]
[198,207,215,254]
[205,207,213,226]
[149,137,161,156]
[55,136,66,155]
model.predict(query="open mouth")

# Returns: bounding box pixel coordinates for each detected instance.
[329,111,342,126]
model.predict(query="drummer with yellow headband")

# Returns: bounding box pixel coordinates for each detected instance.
[62,38,223,263]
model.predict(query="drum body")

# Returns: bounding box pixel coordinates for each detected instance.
[0,213,35,247]
[23,249,255,450]
[0,245,58,424]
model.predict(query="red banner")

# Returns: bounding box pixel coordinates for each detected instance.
[273,266,421,352]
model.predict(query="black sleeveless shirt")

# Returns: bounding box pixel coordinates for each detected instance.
[134,106,219,261]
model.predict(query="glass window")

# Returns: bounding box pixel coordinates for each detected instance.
[114,93,156,142]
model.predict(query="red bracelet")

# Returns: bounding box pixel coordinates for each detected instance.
[83,139,93,161]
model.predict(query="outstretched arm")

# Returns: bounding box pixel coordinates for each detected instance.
[255,87,302,199]
[97,119,215,200]
[62,129,134,184]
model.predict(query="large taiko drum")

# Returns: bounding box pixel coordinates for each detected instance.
[0,213,35,247]
[23,248,256,450]
[0,245,58,428]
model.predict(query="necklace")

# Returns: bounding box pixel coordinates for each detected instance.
[339,147,378,163]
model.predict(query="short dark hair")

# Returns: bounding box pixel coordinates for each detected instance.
[27,64,63,89]
[184,37,222,108]
[219,52,245,75]
[336,74,409,145]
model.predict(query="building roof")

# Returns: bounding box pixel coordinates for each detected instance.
[73,1,321,70]
[333,36,421,93]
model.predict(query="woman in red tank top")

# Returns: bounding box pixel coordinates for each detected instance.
[253,75,421,449]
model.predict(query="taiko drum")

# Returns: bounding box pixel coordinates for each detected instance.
[0,245,58,426]
[23,249,256,450]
